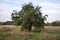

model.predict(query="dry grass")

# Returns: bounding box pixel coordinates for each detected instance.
[0,25,60,40]
[45,26,60,29]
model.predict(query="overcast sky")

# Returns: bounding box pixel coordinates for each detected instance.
[0,0,60,22]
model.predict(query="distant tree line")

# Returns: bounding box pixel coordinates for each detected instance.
[52,21,60,26]
[0,21,60,26]
[45,21,60,26]
[0,21,14,25]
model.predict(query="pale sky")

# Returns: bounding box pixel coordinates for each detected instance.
[0,0,60,22]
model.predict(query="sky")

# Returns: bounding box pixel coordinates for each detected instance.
[0,0,60,22]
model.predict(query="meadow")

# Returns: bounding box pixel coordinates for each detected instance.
[0,25,60,40]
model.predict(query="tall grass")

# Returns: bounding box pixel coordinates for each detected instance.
[0,26,60,40]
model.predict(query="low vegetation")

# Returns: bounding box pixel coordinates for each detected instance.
[0,25,60,40]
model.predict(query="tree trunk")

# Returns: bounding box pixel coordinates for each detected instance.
[28,26,32,31]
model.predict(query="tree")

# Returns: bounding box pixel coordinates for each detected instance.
[52,21,60,26]
[11,3,47,31]
[11,10,20,25]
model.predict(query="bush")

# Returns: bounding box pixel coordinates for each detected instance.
[32,28,41,32]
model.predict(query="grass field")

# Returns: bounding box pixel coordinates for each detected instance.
[0,25,60,40]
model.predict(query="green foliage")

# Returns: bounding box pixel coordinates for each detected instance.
[11,3,47,31]
[32,28,41,32]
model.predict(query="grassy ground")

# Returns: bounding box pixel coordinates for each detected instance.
[0,25,60,40]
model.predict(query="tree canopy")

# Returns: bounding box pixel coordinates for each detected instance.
[11,3,47,31]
